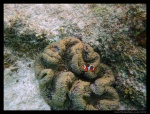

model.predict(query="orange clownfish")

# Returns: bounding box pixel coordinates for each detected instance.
[81,64,96,73]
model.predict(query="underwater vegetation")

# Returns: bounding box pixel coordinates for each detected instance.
[4,46,17,69]
[34,38,119,110]
[4,19,49,61]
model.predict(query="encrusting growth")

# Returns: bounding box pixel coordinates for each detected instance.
[34,37,119,110]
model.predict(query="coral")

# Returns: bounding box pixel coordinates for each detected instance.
[115,73,146,109]
[88,4,146,109]
[34,37,119,110]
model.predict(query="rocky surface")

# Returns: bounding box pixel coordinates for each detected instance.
[4,58,50,110]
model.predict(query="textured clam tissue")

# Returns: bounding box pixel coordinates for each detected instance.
[34,37,119,110]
